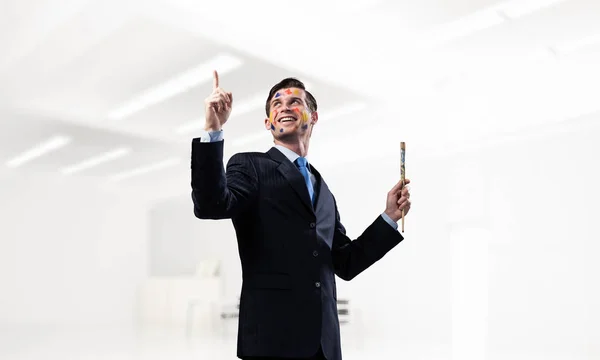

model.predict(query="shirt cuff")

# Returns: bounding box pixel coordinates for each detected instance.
[195,129,224,143]
[380,212,398,231]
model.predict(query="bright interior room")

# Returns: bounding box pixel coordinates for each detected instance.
[1,0,599,359]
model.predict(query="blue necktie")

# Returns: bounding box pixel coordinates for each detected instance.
[295,157,315,205]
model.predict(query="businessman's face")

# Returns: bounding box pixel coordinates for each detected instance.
[264,88,318,139]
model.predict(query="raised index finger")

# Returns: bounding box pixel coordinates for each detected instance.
[213,70,219,89]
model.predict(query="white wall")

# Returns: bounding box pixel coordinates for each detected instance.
[0,171,149,328]
[482,121,600,358]
[148,195,240,300]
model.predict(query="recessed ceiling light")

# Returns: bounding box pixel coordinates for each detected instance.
[61,147,131,175]
[108,53,243,120]
[6,135,71,168]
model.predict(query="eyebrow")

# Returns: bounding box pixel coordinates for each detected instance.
[272,96,302,104]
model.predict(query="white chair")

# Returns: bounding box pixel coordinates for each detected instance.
[137,260,223,337]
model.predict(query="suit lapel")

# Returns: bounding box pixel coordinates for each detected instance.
[309,165,336,249]
[309,164,326,211]
[267,147,314,215]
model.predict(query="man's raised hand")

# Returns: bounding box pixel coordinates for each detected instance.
[204,70,233,131]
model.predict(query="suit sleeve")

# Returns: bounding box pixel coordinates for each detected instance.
[190,139,258,219]
[331,197,404,281]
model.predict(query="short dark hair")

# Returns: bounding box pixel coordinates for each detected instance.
[265,78,317,116]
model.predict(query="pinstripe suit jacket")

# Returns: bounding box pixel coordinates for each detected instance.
[190,139,404,359]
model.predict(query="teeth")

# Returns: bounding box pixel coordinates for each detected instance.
[280,117,295,122]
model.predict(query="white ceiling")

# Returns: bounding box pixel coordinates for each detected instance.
[1,0,599,201]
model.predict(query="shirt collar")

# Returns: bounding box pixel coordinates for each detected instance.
[273,144,307,166]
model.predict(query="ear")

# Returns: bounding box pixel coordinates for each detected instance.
[310,111,318,125]
[265,118,273,131]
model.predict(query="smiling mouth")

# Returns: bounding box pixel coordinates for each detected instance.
[278,116,297,123]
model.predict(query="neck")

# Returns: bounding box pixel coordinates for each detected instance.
[274,137,310,157]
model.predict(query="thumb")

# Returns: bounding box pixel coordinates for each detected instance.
[390,179,403,193]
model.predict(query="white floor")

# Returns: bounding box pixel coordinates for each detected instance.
[1,324,452,360]
[1,324,593,360]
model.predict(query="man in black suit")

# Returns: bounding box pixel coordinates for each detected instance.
[191,71,411,360]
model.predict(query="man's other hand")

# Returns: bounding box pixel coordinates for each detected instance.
[384,178,411,223]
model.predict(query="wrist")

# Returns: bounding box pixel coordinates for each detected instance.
[204,125,222,132]
[383,210,399,223]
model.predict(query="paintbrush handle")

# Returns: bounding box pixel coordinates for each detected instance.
[400,142,405,233]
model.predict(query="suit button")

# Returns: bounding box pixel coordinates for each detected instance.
[310,222,316,228]
[315,282,321,288]
[313,250,319,257]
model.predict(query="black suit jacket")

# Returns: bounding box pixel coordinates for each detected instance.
[190,140,404,359]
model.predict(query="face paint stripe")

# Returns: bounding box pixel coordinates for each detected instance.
[270,110,278,124]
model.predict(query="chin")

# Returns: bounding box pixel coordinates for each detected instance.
[277,130,303,141]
